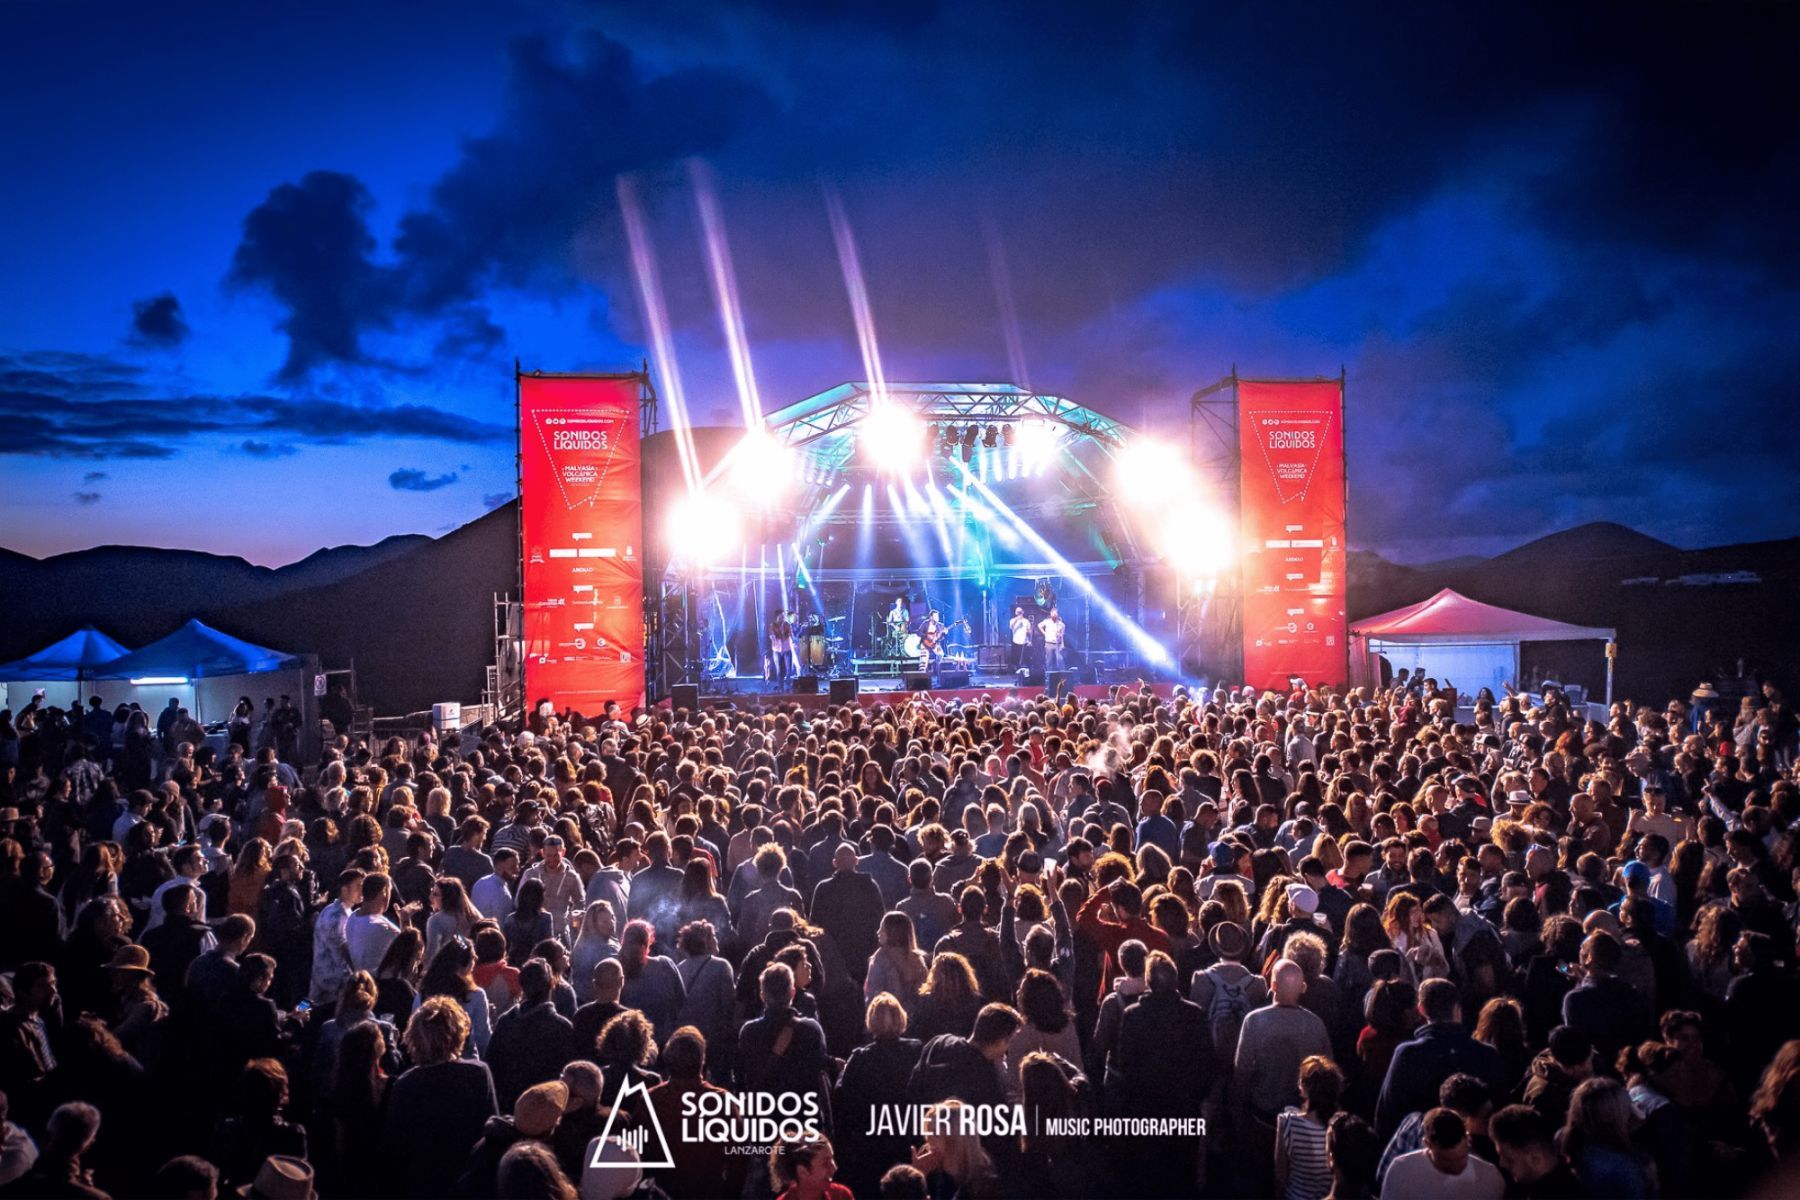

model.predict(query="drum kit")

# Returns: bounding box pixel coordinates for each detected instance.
[802,616,850,674]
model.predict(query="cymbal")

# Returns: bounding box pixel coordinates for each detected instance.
[827,615,847,624]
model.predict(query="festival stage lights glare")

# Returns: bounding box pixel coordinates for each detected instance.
[1014,420,1062,471]
[952,459,1172,666]
[667,490,743,567]
[725,428,797,497]
[1114,438,1192,507]
[1158,507,1235,581]
[861,403,925,473]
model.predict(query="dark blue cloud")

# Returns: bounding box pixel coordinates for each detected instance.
[237,439,299,458]
[73,491,102,505]
[226,31,768,381]
[129,292,189,347]
[482,490,514,509]
[389,468,459,492]
[0,351,510,460]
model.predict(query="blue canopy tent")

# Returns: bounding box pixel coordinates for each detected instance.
[0,626,132,708]
[91,620,315,742]
[95,619,295,681]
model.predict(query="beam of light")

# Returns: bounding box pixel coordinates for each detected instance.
[953,459,1172,666]
[885,482,931,566]
[825,189,889,405]
[776,542,790,613]
[923,481,956,563]
[617,175,701,493]
[982,213,1031,389]
[795,482,851,547]
[690,160,763,429]
[857,483,876,568]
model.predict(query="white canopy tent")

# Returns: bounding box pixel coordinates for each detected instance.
[1350,588,1616,704]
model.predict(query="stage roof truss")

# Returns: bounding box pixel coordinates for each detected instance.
[763,382,1131,475]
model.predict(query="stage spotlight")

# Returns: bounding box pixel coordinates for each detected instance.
[982,425,999,448]
[1001,424,1016,447]
[1014,420,1061,470]
[668,490,743,566]
[860,403,924,473]
[1158,507,1235,580]
[1114,439,1192,507]
[727,428,797,496]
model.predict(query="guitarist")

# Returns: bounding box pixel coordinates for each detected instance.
[918,609,949,676]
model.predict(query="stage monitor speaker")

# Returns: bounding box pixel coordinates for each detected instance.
[903,672,933,691]
[1047,670,1072,698]
[670,683,700,711]
[938,669,971,689]
[792,675,820,694]
[977,644,1009,670]
[829,678,860,705]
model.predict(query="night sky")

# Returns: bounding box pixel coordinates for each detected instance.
[4,1,1797,566]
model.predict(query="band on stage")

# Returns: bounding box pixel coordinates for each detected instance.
[758,585,1066,685]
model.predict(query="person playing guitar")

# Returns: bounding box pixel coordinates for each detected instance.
[918,609,949,675]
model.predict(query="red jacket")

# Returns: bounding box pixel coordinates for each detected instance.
[1076,889,1171,996]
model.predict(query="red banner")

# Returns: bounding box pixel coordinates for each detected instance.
[1238,379,1347,690]
[520,374,645,713]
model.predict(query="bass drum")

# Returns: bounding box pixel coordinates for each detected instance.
[901,633,924,658]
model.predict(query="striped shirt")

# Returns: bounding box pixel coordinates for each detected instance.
[1276,1108,1332,1200]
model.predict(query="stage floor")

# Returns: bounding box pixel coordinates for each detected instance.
[661,675,1179,710]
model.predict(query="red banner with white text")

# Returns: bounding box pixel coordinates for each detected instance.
[520,374,645,713]
[1238,379,1347,690]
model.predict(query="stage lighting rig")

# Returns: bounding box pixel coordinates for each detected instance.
[982,425,999,448]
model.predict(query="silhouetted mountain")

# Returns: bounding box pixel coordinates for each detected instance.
[1483,521,1678,570]
[262,533,431,593]
[208,504,519,714]
[4,513,1793,715]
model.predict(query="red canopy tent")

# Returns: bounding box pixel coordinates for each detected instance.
[1350,588,1616,703]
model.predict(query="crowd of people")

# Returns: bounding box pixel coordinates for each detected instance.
[0,668,1798,1199]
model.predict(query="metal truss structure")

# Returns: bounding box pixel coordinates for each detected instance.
[1185,373,1242,679]
[762,381,1132,475]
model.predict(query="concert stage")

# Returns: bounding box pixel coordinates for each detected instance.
[659,678,1182,712]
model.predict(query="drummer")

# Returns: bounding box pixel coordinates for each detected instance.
[887,594,911,655]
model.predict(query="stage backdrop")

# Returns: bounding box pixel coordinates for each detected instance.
[1238,378,1348,689]
[519,373,645,712]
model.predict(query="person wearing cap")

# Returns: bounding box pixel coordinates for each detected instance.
[454,1079,567,1198]
[1258,883,1334,971]
[1196,840,1257,901]
[1609,861,1676,937]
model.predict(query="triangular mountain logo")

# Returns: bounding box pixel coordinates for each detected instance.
[529,409,625,511]
[1250,410,1334,505]
[589,1075,675,1169]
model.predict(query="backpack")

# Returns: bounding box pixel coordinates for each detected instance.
[1204,964,1255,1065]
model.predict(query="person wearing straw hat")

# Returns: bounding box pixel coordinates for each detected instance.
[237,1154,314,1200]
